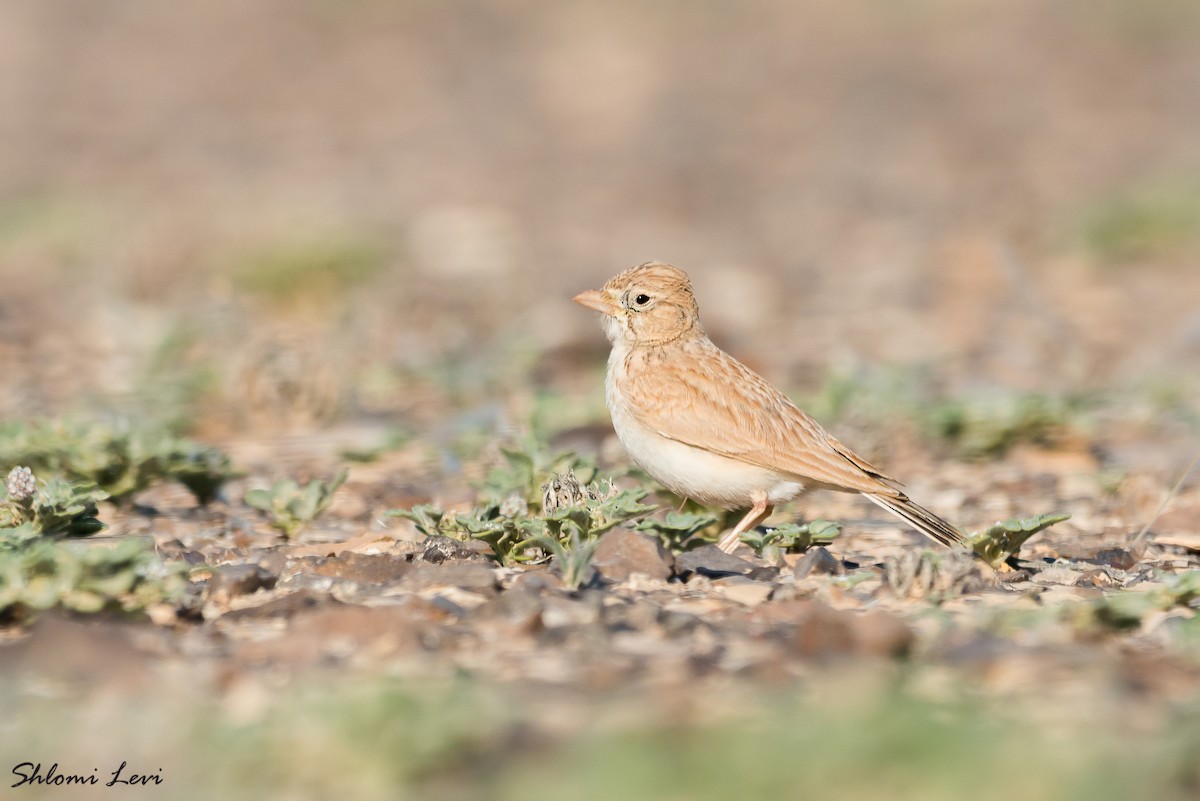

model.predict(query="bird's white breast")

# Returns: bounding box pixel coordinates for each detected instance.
[605,346,804,508]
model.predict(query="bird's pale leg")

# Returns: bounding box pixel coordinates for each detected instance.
[717,493,773,553]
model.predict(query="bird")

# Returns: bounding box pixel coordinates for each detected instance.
[573,261,969,554]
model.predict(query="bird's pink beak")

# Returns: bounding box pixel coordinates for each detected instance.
[573,289,617,315]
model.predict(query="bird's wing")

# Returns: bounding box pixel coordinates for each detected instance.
[622,343,904,496]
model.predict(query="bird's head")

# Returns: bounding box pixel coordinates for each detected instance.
[573,262,702,347]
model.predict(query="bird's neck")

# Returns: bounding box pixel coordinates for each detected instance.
[620,322,705,351]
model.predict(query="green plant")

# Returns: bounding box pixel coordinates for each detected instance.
[0,467,185,623]
[162,441,237,505]
[534,529,601,591]
[968,513,1070,567]
[0,537,186,620]
[0,468,107,547]
[0,420,237,505]
[391,471,654,566]
[634,510,720,550]
[395,503,546,566]
[739,520,841,563]
[1088,570,1200,630]
[476,433,600,511]
[390,434,650,566]
[245,469,349,538]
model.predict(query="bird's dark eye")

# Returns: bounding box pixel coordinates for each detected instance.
[634,293,650,306]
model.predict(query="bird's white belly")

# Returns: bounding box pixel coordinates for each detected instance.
[607,393,804,509]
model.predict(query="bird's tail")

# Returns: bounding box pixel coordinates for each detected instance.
[864,493,969,549]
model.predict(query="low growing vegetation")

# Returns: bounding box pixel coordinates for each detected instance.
[0,420,237,505]
[0,537,186,620]
[0,466,187,620]
[245,469,349,538]
[392,432,1071,573]
[393,471,654,566]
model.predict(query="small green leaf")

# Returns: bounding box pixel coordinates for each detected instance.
[244,489,273,511]
[968,512,1070,566]
[740,520,842,557]
[245,470,347,538]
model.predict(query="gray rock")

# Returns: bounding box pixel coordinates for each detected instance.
[470,585,546,636]
[793,546,844,580]
[419,535,491,564]
[602,598,661,632]
[209,563,277,599]
[676,545,757,579]
[221,589,330,620]
[400,563,499,595]
[1087,548,1137,572]
[540,595,601,628]
[747,566,781,582]
[306,553,411,585]
[592,529,675,582]
[775,600,914,659]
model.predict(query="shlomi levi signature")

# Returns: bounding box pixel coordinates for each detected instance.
[11,761,162,788]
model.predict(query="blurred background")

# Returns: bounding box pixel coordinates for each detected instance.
[1,0,1199,449]
[3,4,1200,799]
